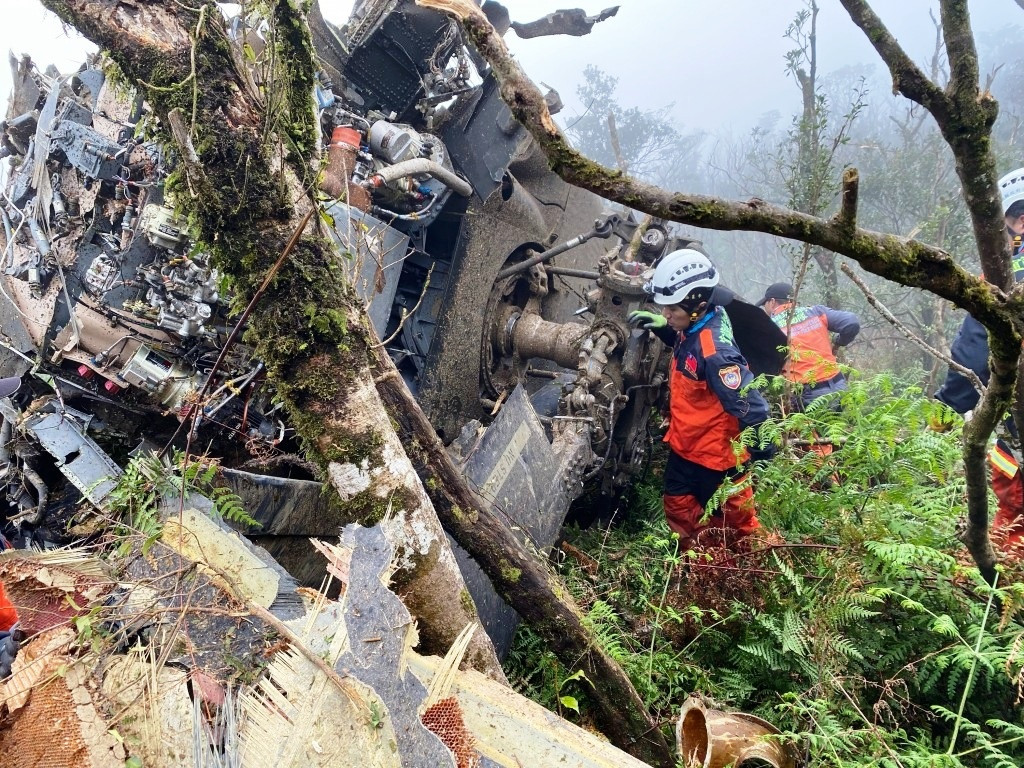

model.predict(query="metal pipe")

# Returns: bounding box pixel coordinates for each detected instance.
[0,414,11,466]
[371,199,441,223]
[677,697,797,768]
[545,266,601,280]
[496,232,598,280]
[1,208,13,269]
[525,367,563,379]
[365,158,472,197]
[25,209,51,257]
[500,311,588,370]
[12,453,48,527]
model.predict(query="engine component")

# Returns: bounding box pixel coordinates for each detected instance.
[83,253,121,294]
[51,174,70,233]
[368,120,422,164]
[141,254,219,339]
[50,120,123,180]
[322,125,372,210]
[363,119,466,225]
[140,204,186,250]
[113,345,197,410]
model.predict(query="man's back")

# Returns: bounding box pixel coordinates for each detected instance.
[770,303,860,386]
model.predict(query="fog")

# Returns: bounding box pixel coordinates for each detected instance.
[0,2,1015,136]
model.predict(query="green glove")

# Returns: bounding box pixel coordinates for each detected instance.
[627,310,667,330]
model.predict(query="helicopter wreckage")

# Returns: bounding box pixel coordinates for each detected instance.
[0,0,783,654]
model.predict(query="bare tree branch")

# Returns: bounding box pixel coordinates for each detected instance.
[939,0,979,99]
[841,263,985,394]
[836,167,859,233]
[837,0,949,116]
[840,0,1006,293]
[606,111,628,174]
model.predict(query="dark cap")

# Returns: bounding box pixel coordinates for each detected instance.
[757,282,793,307]
[0,376,21,398]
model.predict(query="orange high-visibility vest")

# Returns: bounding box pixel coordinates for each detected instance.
[770,303,841,384]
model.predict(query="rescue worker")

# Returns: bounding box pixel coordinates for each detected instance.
[628,249,774,548]
[934,167,1024,546]
[0,578,18,678]
[757,282,860,411]
[0,377,19,677]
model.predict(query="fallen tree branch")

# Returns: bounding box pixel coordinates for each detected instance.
[371,342,674,766]
[47,0,505,677]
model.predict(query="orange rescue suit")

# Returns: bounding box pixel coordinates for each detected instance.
[664,308,769,470]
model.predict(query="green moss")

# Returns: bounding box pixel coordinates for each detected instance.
[499,558,522,584]
[320,430,384,469]
[337,488,392,527]
[269,1,321,170]
[459,589,478,617]
[337,483,421,528]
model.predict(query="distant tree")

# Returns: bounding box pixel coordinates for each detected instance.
[777,0,866,311]
[565,65,703,187]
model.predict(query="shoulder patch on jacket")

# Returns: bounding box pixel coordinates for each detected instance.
[699,328,716,358]
[719,364,742,390]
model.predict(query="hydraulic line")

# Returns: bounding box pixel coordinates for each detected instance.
[364,158,472,197]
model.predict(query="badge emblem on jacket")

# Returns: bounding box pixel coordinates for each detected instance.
[719,364,741,390]
[684,353,698,378]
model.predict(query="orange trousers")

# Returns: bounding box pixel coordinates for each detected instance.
[664,476,760,547]
[991,461,1024,546]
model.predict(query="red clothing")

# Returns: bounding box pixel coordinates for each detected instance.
[990,443,1024,546]
[0,580,17,632]
[667,347,746,470]
[664,478,759,545]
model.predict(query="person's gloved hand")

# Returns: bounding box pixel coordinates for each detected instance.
[747,442,778,464]
[627,310,667,330]
[0,628,20,678]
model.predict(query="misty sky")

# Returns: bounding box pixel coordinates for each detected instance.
[0,2,1016,137]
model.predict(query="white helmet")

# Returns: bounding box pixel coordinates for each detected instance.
[999,167,1024,214]
[644,248,719,306]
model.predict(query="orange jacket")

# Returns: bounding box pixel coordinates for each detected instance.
[665,309,769,470]
[770,303,860,385]
[0,579,17,632]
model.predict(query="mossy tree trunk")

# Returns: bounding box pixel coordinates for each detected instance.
[41,0,503,679]
[420,0,1017,584]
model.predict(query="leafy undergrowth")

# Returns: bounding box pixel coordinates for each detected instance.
[506,373,1024,767]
